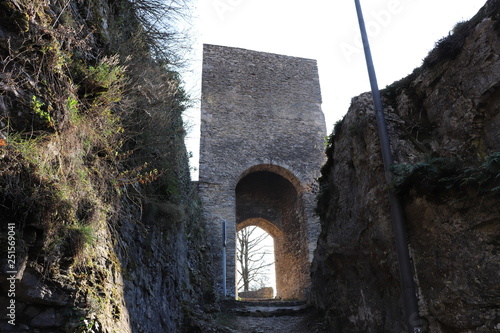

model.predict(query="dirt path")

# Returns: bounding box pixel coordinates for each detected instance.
[217,300,329,333]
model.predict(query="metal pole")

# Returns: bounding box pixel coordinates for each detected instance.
[353,1,422,332]
[222,220,227,297]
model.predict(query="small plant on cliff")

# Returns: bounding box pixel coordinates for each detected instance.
[423,14,483,68]
[391,153,500,196]
[76,314,100,333]
[31,95,53,127]
[65,224,96,257]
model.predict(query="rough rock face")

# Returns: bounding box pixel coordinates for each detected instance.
[311,1,500,332]
[116,195,219,333]
[0,1,218,332]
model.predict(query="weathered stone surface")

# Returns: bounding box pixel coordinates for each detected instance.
[199,44,326,299]
[30,308,63,328]
[15,269,73,306]
[116,206,218,333]
[311,1,500,332]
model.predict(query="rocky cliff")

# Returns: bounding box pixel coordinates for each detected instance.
[0,1,218,332]
[311,0,500,332]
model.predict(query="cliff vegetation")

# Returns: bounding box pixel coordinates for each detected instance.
[0,0,218,332]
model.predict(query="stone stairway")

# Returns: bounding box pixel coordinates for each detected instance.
[219,300,328,333]
[223,299,310,317]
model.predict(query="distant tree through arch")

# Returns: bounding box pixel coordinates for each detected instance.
[236,226,275,293]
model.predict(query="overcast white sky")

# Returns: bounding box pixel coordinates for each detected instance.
[182,0,486,179]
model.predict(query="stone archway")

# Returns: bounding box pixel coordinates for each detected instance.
[198,44,326,297]
[235,170,310,300]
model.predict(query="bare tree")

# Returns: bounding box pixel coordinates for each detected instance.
[236,226,274,292]
[130,0,193,66]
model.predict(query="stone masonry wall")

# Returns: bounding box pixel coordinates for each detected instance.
[199,44,326,297]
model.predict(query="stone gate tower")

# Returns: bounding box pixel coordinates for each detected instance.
[199,44,326,299]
